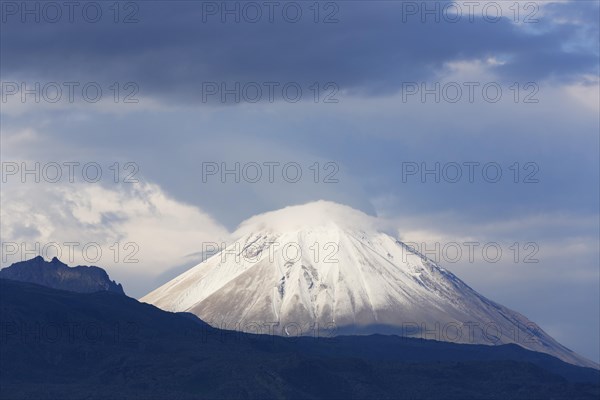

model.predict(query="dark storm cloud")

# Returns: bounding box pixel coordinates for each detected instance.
[1,1,597,103]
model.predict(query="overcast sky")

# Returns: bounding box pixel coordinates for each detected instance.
[1,0,598,362]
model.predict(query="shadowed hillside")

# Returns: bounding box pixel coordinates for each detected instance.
[0,256,124,294]
[1,278,598,400]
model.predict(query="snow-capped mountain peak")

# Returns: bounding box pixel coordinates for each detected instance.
[141,201,597,369]
[231,200,384,238]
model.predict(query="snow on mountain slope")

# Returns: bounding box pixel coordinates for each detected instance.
[141,201,597,369]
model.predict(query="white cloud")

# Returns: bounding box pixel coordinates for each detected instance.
[371,197,599,284]
[563,74,600,112]
[0,181,230,285]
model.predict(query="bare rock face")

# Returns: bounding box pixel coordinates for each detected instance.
[0,256,125,295]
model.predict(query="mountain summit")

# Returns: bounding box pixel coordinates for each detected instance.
[0,256,125,295]
[141,201,596,368]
